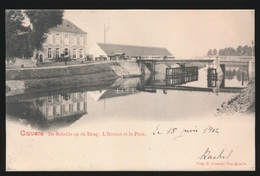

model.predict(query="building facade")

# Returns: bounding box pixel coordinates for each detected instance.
[88,43,174,61]
[41,19,87,62]
[39,92,88,120]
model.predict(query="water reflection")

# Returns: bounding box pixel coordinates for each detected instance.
[6,92,87,130]
[225,65,248,86]
[137,62,249,95]
[88,88,139,101]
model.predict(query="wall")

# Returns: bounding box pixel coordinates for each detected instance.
[118,62,142,75]
[42,32,87,60]
[12,58,37,68]
[88,43,108,60]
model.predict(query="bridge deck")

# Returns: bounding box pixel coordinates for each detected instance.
[138,59,214,63]
[138,59,251,64]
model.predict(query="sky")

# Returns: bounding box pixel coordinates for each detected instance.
[64,10,254,58]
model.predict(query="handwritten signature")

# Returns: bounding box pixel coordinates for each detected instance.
[152,124,219,140]
[198,148,233,160]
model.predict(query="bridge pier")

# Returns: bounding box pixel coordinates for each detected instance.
[152,61,156,74]
[141,62,145,75]
[220,64,225,88]
[139,61,156,74]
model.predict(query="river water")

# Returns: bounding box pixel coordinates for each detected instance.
[6,64,249,130]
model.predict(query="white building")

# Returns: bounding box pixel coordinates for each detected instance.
[88,43,174,61]
[40,19,87,62]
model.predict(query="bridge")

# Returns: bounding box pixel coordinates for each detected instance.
[137,59,214,63]
[137,64,248,94]
[137,59,214,74]
[137,57,253,77]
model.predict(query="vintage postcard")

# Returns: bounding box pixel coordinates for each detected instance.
[5,10,255,171]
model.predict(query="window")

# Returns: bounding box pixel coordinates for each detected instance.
[64,48,69,56]
[73,103,77,112]
[78,92,84,99]
[69,104,73,113]
[73,48,77,58]
[55,105,61,115]
[79,36,84,45]
[48,34,52,44]
[63,104,69,114]
[72,93,77,100]
[47,96,53,102]
[79,49,83,58]
[46,106,53,118]
[56,48,60,58]
[64,34,69,45]
[56,34,60,45]
[55,94,60,102]
[73,35,77,45]
[63,93,71,101]
[79,102,84,111]
[73,49,77,58]
[48,48,52,58]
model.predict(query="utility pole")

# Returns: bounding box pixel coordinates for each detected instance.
[104,22,110,43]
[104,23,106,43]
[252,40,254,56]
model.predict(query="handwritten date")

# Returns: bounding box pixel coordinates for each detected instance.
[152,124,220,139]
[203,125,219,134]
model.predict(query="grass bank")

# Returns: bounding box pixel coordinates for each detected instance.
[6,62,119,80]
[6,62,121,96]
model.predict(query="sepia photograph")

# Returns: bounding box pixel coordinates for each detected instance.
[5,9,255,171]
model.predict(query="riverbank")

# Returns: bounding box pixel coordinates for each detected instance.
[6,61,144,96]
[216,80,255,115]
[6,61,119,80]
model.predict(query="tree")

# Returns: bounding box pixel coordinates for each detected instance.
[5,10,31,59]
[24,10,64,52]
[20,33,35,59]
[223,47,228,55]
[229,47,237,56]
[248,46,253,56]
[207,49,213,56]
[236,45,243,56]
[6,10,64,59]
[212,44,255,57]
[242,45,249,56]
[219,49,224,56]
[213,48,218,55]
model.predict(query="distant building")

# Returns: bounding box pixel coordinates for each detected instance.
[40,19,87,62]
[88,43,174,61]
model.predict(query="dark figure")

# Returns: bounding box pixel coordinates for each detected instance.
[39,54,43,62]
[242,72,245,86]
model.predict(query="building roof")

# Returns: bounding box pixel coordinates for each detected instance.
[48,19,87,34]
[98,89,138,101]
[97,43,173,57]
[88,89,138,101]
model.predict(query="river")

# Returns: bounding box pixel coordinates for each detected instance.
[6,63,250,130]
